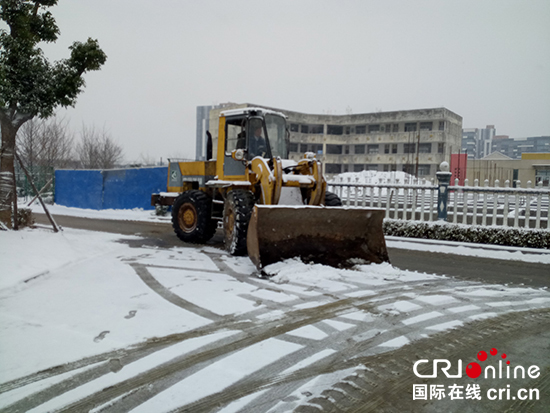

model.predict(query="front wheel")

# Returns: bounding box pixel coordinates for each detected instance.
[172,190,216,243]
[324,191,343,206]
[223,189,255,255]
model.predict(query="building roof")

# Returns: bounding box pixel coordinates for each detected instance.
[214,102,462,123]
[481,151,513,160]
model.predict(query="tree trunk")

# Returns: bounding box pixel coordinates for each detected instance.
[0,116,19,228]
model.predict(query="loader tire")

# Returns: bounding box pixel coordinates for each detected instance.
[224,189,255,256]
[324,191,343,206]
[172,190,216,244]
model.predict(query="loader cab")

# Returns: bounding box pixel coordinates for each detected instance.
[219,108,288,180]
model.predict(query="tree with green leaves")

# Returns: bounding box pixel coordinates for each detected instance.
[0,0,106,228]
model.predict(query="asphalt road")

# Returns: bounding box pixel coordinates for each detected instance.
[33,213,550,289]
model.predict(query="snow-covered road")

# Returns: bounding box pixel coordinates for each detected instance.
[1,223,550,412]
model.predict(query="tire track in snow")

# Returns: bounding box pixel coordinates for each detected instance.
[291,308,550,413]
[130,263,223,321]
[153,309,550,413]
[3,251,550,413]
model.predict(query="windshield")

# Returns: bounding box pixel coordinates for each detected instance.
[264,114,288,159]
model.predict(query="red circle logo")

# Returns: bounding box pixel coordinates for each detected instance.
[466,362,482,379]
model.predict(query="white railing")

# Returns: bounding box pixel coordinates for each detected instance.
[327,179,550,230]
[328,182,438,221]
[448,179,549,229]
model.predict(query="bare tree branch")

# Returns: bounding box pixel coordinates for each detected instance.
[16,116,74,170]
[76,124,123,169]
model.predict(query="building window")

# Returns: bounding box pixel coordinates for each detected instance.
[299,143,323,154]
[327,125,343,135]
[367,144,379,154]
[535,169,550,187]
[403,164,415,175]
[290,124,299,132]
[344,145,350,154]
[404,123,417,132]
[355,125,366,134]
[383,164,397,172]
[383,143,397,154]
[325,164,342,174]
[366,164,378,171]
[326,144,343,154]
[368,124,380,133]
[384,144,398,154]
[393,124,399,132]
[289,143,298,152]
[300,125,308,134]
[354,144,365,154]
[353,164,364,172]
[404,143,416,153]
[419,122,433,131]
[439,121,445,131]
[345,126,351,135]
[418,164,431,176]
[309,124,324,134]
[438,143,445,153]
[418,143,432,153]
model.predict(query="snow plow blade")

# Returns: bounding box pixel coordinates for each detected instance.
[247,205,390,269]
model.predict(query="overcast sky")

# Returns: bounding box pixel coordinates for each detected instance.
[34,0,550,163]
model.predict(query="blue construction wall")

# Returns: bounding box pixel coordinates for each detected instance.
[55,167,167,210]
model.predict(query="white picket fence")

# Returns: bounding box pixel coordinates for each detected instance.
[448,179,549,229]
[327,178,550,230]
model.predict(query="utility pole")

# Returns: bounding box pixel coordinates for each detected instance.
[415,132,420,178]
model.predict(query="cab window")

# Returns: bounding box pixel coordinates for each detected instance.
[225,117,245,154]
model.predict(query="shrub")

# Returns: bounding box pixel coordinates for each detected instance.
[383,219,550,249]
[14,208,35,228]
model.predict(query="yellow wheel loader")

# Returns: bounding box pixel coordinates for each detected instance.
[152,107,389,269]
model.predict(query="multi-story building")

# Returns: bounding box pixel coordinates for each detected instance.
[195,105,215,160]
[461,125,495,159]
[461,128,478,159]
[491,135,550,159]
[201,103,463,180]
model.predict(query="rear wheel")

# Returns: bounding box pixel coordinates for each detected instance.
[324,191,343,206]
[223,189,255,255]
[172,190,216,243]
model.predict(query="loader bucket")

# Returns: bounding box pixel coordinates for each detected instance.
[247,205,390,269]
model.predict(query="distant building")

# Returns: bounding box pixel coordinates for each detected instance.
[466,152,550,187]
[204,103,463,180]
[461,125,495,159]
[461,128,478,159]
[491,135,550,159]
[196,104,219,160]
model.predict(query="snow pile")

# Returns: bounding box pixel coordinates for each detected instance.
[330,170,427,185]
[265,258,439,287]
